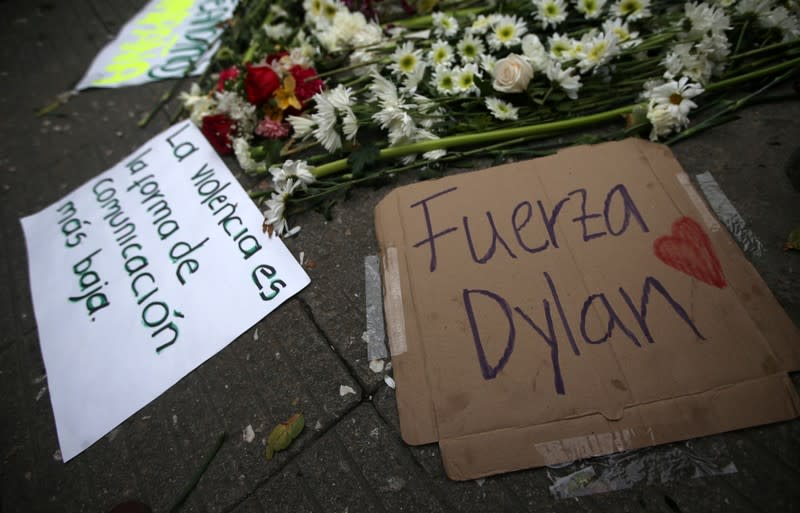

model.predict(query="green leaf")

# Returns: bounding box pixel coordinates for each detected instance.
[785,225,800,251]
[266,413,305,460]
[348,144,381,179]
[250,139,283,167]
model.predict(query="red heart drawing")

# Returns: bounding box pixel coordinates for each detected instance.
[654,217,727,288]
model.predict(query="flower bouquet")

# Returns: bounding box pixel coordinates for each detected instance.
[166,0,800,236]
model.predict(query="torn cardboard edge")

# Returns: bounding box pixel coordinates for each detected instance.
[374,138,800,480]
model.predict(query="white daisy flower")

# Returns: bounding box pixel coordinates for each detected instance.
[545,61,583,99]
[683,2,731,39]
[576,0,607,19]
[578,32,619,73]
[264,178,304,238]
[646,102,676,141]
[761,6,800,41]
[454,63,481,95]
[233,138,266,174]
[532,0,569,29]
[457,34,485,63]
[467,14,496,35]
[310,93,342,152]
[481,54,498,75]
[264,22,293,40]
[645,76,704,120]
[429,40,455,66]
[327,84,355,111]
[269,159,316,189]
[432,65,458,95]
[287,115,316,138]
[389,41,424,77]
[487,15,528,49]
[179,83,216,126]
[602,18,641,48]
[485,97,519,120]
[611,0,651,20]
[736,0,773,17]
[548,33,573,62]
[432,12,460,38]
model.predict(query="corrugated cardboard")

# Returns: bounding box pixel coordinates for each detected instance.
[374,138,800,480]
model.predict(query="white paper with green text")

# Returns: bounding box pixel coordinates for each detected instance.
[21,120,309,461]
[76,0,238,90]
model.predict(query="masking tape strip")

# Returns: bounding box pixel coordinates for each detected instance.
[695,172,764,258]
[364,255,389,361]
[676,172,720,232]
[383,247,408,356]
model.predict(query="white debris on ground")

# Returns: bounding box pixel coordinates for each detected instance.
[243,424,255,443]
[53,450,62,462]
[253,328,259,341]
[384,376,396,389]
[35,386,47,401]
[339,385,357,396]
[369,359,385,373]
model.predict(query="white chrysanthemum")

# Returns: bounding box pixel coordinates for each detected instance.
[548,33,572,61]
[576,0,607,19]
[264,22,293,40]
[645,77,703,140]
[264,178,304,238]
[457,34,485,63]
[179,83,216,126]
[487,15,528,49]
[467,14,495,35]
[480,54,498,75]
[269,159,316,188]
[602,18,641,48]
[390,41,424,77]
[432,12,460,38]
[233,138,266,174]
[327,84,354,111]
[454,64,481,95]
[646,76,704,119]
[661,42,715,84]
[761,6,800,41]
[567,32,593,61]
[545,61,583,99]
[611,0,651,20]
[683,2,731,39]
[485,97,519,120]
[310,93,342,152]
[432,65,457,95]
[215,91,256,135]
[320,9,369,50]
[351,22,385,47]
[532,0,569,29]
[342,112,359,141]
[736,0,772,17]
[287,115,316,138]
[429,40,455,66]
[578,32,619,73]
[521,34,547,65]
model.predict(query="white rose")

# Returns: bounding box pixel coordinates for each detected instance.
[492,54,533,93]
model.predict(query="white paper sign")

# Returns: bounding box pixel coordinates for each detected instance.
[76,0,238,90]
[21,120,309,461]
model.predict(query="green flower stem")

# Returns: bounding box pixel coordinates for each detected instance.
[312,57,388,80]
[387,5,491,29]
[312,105,636,178]
[705,56,800,92]
[727,37,800,61]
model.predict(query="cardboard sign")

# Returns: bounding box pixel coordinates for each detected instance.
[76,0,238,90]
[374,139,800,480]
[21,121,309,461]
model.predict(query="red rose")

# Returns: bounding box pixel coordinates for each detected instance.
[201,114,236,155]
[244,64,280,105]
[290,65,323,103]
[216,66,240,92]
[266,51,289,64]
